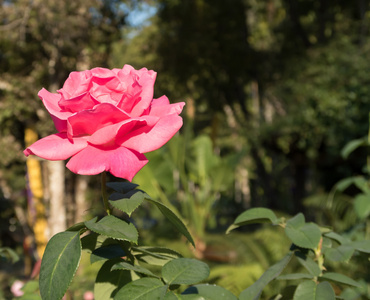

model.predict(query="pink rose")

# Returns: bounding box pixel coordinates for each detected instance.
[83,291,94,300]
[11,280,24,297]
[24,65,185,181]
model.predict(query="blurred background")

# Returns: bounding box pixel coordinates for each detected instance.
[0,0,369,298]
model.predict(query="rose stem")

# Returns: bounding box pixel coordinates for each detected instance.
[101,171,111,215]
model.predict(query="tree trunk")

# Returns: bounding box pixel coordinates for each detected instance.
[25,127,48,259]
[46,160,66,237]
[74,175,89,223]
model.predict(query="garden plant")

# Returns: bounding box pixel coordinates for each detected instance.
[16,65,370,300]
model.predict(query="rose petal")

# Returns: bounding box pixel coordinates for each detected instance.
[67,103,130,138]
[152,95,170,106]
[38,88,72,132]
[115,115,160,143]
[59,70,92,99]
[59,92,99,113]
[116,66,157,116]
[117,90,141,114]
[120,114,183,153]
[88,119,147,146]
[150,100,185,117]
[120,64,138,76]
[90,77,124,104]
[130,70,157,116]
[91,67,116,79]
[24,133,87,160]
[66,145,148,181]
[88,68,125,105]
[140,96,171,116]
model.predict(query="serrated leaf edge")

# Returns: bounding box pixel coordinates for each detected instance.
[41,231,81,300]
[85,216,138,244]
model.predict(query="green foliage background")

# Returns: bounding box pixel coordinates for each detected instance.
[1,0,369,299]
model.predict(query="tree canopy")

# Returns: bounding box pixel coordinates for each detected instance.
[1,0,370,214]
[113,0,370,212]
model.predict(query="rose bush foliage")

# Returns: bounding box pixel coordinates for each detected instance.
[24,65,185,180]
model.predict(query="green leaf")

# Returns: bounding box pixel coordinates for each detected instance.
[91,244,126,264]
[293,281,335,300]
[81,232,99,253]
[39,231,81,300]
[323,232,349,245]
[322,237,332,249]
[19,294,42,300]
[134,246,182,258]
[85,216,138,244]
[94,259,131,300]
[164,293,179,300]
[336,177,358,192]
[0,247,19,263]
[351,240,370,253]
[239,252,293,300]
[165,292,205,300]
[21,280,39,294]
[144,197,194,247]
[324,245,354,262]
[352,177,370,193]
[313,281,337,299]
[162,258,210,285]
[285,214,321,249]
[183,284,238,300]
[335,176,370,194]
[318,226,332,234]
[66,222,87,232]
[227,208,279,233]
[109,190,145,216]
[320,272,361,287]
[188,135,219,186]
[278,273,314,280]
[113,277,166,300]
[112,261,159,278]
[133,246,182,266]
[340,287,362,300]
[294,251,321,277]
[107,181,139,193]
[341,137,368,159]
[354,194,370,219]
